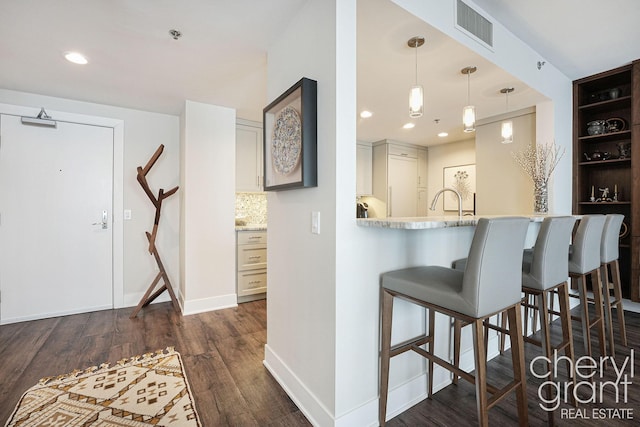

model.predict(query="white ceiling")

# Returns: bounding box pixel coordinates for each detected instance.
[0,0,307,121]
[471,0,640,81]
[1,0,639,147]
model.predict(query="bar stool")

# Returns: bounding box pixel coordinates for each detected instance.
[452,217,577,425]
[568,215,607,360]
[519,216,577,424]
[379,217,529,427]
[600,214,627,357]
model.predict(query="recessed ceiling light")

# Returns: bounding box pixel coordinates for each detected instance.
[403,123,415,129]
[438,132,448,137]
[64,52,88,65]
[360,110,373,118]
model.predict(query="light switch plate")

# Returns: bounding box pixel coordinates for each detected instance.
[124,209,132,220]
[311,211,320,234]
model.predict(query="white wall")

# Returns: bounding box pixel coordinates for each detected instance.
[263,0,342,424]
[427,139,475,216]
[0,88,180,308]
[180,100,237,314]
[475,109,536,215]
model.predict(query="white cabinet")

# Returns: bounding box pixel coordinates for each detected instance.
[417,148,428,188]
[356,142,372,196]
[417,148,428,215]
[388,155,417,217]
[373,141,420,217]
[236,120,263,192]
[237,230,267,302]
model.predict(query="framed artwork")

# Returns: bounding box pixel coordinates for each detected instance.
[443,164,476,212]
[263,77,317,191]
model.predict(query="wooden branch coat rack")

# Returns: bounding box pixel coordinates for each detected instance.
[130,144,180,318]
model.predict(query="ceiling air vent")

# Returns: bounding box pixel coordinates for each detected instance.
[456,0,493,49]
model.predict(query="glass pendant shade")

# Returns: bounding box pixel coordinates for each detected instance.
[461,66,477,133]
[409,85,424,118]
[462,105,475,132]
[500,87,515,144]
[501,120,513,144]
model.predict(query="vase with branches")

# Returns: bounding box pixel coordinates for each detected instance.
[511,141,565,214]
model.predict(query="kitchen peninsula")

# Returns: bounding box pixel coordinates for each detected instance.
[354,214,549,415]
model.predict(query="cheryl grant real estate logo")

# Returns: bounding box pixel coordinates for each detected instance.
[530,349,635,420]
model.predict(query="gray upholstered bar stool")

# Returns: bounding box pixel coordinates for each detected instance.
[600,214,627,357]
[379,217,530,427]
[520,216,577,424]
[568,215,607,360]
[451,217,578,424]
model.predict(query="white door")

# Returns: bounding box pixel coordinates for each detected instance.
[388,155,417,217]
[0,114,113,323]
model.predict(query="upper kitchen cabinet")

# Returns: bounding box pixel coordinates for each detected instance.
[572,60,640,301]
[373,140,425,217]
[356,142,373,196]
[236,120,263,192]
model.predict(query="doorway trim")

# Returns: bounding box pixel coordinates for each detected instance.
[0,103,125,308]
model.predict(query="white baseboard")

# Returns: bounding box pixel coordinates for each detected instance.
[264,344,453,427]
[0,304,113,325]
[264,344,335,426]
[181,293,237,315]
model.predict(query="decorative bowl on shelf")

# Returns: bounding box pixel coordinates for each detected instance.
[587,120,606,135]
[606,117,626,133]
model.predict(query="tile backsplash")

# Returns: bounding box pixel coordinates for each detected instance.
[235,192,267,224]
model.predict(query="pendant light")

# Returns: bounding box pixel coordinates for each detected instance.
[461,66,477,132]
[408,36,425,118]
[500,87,514,144]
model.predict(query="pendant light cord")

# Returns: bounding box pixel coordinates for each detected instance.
[414,43,418,85]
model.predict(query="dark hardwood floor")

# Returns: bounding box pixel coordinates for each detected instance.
[1,300,639,426]
[0,300,310,426]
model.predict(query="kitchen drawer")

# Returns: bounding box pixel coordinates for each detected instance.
[237,231,267,245]
[237,269,267,296]
[388,144,417,158]
[237,244,267,270]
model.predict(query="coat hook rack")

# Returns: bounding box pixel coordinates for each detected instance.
[130,144,180,318]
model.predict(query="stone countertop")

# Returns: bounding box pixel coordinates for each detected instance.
[356,215,549,230]
[236,224,267,231]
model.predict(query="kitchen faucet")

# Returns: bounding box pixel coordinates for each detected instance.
[430,187,462,217]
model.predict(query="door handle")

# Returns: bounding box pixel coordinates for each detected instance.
[92,210,108,229]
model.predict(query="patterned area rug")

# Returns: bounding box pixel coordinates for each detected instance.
[5,347,201,426]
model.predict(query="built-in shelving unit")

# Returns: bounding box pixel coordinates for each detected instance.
[572,60,640,301]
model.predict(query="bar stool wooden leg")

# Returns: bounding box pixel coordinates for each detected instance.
[600,263,616,358]
[591,268,607,359]
[453,318,461,385]
[507,304,529,427]
[537,292,555,426]
[610,260,628,346]
[558,282,577,407]
[472,318,489,427]
[428,309,435,398]
[576,274,593,358]
[379,289,393,427]
[499,312,507,354]
[531,293,539,333]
